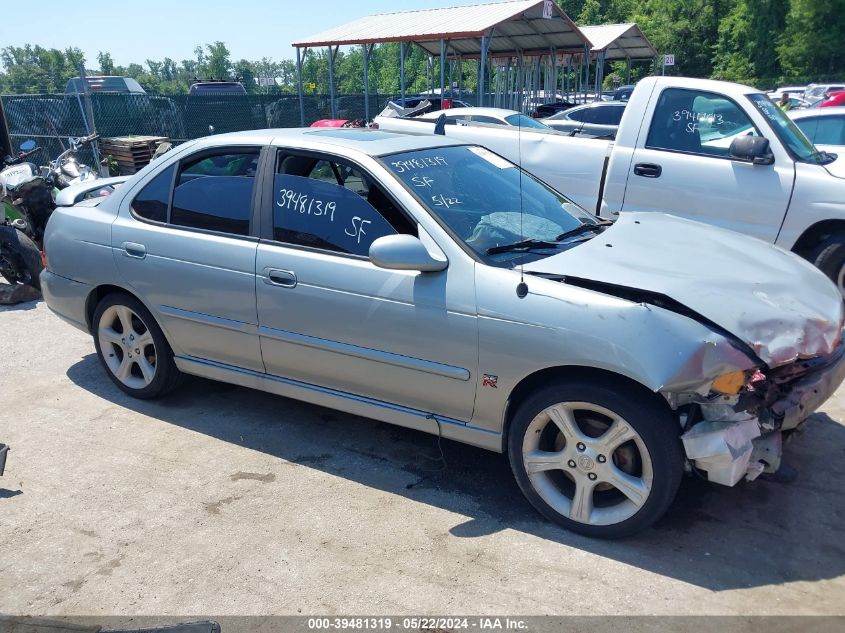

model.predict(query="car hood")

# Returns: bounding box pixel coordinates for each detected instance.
[524,212,843,368]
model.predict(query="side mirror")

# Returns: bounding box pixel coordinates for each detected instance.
[19,139,36,152]
[729,135,774,165]
[369,234,447,272]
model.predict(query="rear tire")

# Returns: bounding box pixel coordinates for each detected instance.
[92,293,182,399]
[507,379,684,539]
[810,235,845,298]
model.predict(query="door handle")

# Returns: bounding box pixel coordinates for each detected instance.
[122,241,146,259]
[634,163,662,178]
[265,268,297,288]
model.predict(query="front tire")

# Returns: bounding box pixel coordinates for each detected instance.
[810,235,845,299]
[507,380,684,539]
[92,293,182,399]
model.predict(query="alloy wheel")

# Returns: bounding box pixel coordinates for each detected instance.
[521,401,653,526]
[97,305,157,390]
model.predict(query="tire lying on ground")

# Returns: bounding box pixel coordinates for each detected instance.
[0,228,42,290]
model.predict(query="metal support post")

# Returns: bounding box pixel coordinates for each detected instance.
[296,47,306,126]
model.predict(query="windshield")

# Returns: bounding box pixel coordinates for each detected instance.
[747,93,829,163]
[382,145,598,266]
[504,114,551,129]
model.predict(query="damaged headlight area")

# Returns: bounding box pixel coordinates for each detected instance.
[676,341,845,487]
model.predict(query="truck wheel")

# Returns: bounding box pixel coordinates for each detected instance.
[810,236,845,298]
[0,230,43,290]
[92,293,182,399]
[507,380,684,539]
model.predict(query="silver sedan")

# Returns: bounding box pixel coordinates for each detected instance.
[40,128,845,538]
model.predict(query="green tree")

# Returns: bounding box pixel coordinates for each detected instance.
[97,51,115,75]
[778,0,845,80]
[712,0,788,86]
[204,41,232,80]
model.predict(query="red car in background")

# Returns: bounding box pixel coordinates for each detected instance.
[818,91,845,108]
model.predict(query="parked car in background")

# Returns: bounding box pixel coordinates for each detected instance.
[386,96,471,112]
[541,101,626,137]
[40,128,845,538]
[531,100,577,118]
[416,107,552,129]
[804,83,845,104]
[782,96,812,110]
[65,76,145,94]
[63,75,185,140]
[611,84,635,101]
[815,91,845,109]
[789,107,845,153]
[378,76,845,295]
[767,85,806,99]
[185,80,264,138]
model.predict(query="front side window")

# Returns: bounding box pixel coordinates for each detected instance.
[647,88,759,157]
[592,106,624,125]
[273,153,413,256]
[383,145,597,266]
[170,152,258,235]
[796,116,845,147]
[131,164,175,222]
[564,107,590,123]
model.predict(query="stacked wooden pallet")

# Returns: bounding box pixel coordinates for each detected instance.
[99,136,170,175]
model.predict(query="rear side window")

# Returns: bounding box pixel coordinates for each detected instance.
[131,165,174,223]
[593,106,624,125]
[170,152,258,235]
[799,116,845,146]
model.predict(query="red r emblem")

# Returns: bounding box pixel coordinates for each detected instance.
[482,374,498,388]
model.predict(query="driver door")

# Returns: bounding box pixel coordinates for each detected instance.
[621,87,795,242]
[254,149,478,421]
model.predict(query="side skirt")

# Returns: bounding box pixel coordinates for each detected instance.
[175,355,503,452]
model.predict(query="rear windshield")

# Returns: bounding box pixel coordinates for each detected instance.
[66,77,132,93]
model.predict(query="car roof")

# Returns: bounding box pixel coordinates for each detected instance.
[419,107,520,119]
[190,127,464,157]
[571,101,626,109]
[789,107,845,120]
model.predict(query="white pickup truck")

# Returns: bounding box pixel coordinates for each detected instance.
[376,76,845,294]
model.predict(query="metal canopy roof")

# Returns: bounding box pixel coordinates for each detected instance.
[580,23,657,60]
[292,0,591,57]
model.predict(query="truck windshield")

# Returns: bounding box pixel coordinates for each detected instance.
[382,145,599,265]
[747,93,832,164]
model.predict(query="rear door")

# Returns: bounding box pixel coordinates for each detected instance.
[620,87,795,242]
[112,146,266,372]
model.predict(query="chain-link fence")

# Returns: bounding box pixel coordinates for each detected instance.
[0,91,415,152]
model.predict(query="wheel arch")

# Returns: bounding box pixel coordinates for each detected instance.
[501,365,675,453]
[791,219,845,258]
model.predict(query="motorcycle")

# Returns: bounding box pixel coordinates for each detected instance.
[49,132,101,190]
[0,140,50,289]
[0,134,116,291]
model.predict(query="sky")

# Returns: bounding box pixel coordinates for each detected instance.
[0,0,492,67]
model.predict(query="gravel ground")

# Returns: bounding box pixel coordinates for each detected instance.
[1,296,844,617]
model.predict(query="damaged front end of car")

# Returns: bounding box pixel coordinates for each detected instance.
[672,340,845,485]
